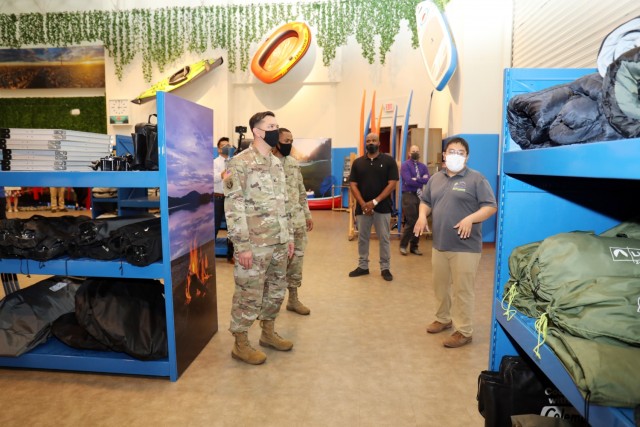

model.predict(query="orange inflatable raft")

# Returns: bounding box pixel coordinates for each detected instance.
[251,22,312,84]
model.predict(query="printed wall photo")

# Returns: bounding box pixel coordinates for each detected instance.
[291,137,332,198]
[0,46,105,89]
[163,92,218,376]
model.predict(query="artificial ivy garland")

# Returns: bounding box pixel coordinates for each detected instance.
[0,0,449,82]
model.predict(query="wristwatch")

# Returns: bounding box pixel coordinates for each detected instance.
[372,199,378,206]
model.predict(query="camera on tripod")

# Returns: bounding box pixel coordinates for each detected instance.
[235,126,247,134]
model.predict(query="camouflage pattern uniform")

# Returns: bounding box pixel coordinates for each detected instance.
[279,155,311,288]
[224,146,292,333]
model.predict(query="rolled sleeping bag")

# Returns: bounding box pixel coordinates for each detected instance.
[597,16,640,77]
[602,46,640,138]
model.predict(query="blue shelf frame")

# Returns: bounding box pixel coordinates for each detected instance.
[0,92,217,382]
[0,258,163,278]
[490,68,637,427]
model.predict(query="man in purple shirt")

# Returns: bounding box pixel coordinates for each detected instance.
[400,145,430,255]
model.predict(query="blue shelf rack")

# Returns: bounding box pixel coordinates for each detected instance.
[490,68,637,427]
[0,92,218,381]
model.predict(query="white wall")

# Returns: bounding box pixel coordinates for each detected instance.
[445,0,513,135]
[0,0,513,149]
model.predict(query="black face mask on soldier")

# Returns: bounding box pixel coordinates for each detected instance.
[278,143,292,157]
[258,128,279,147]
[366,144,379,154]
[410,152,420,160]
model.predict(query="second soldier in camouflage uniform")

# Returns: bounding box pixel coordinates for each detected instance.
[223,111,295,365]
[273,127,313,315]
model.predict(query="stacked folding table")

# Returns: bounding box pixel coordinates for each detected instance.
[0,128,113,171]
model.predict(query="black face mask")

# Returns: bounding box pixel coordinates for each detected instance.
[260,129,280,147]
[410,152,420,160]
[366,144,379,154]
[278,143,292,157]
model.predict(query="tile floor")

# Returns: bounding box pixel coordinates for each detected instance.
[0,209,494,426]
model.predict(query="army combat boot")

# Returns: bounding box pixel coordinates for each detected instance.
[231,331,267,365]
[259,320,294,351]
[286,287,310,315]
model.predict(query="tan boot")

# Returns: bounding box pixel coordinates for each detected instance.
[259,320,293,351]
[286,287,310,315]
[231,331,267,365]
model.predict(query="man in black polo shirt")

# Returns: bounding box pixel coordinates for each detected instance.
[348,133,399,281]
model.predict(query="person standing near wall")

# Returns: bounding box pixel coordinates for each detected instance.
[49,187,66,213]
[400,145,430,256]
[414,136,497,348]
[5,187,21,213]
[273,127,313,315]
[348,132,399,282]
[213,136,235,264]
[0,187,6,219]
[224,111,295,365]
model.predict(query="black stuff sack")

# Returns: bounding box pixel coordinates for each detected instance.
[131,114,158,171]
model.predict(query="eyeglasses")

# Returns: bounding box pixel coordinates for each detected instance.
[446,149,466,156]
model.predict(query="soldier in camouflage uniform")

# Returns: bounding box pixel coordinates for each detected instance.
[273,128,314,315]
[223,111,295,365]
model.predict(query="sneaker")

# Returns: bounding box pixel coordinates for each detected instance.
[399,247,408,256]
[381,269,393,281]
[51,208,59,213]
[349,267,370,277]
[426,320,453,334]
[60,208,68,212]
[410,248,423,256]
[443,331,472,348]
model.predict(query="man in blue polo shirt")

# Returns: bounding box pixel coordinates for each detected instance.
[348,133,399,282]
[414,136,497,348]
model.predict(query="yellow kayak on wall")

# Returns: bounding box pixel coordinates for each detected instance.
[131,57,224,105]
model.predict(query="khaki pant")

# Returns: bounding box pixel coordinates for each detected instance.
[229,243,288,333]
[431,249,481,336]
[50,187,65,210]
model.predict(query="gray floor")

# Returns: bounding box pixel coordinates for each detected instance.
[0,209,493,426]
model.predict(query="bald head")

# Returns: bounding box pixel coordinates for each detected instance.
[365,132,380,156]
[365,133,379,143]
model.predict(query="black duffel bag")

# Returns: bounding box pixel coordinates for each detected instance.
[67,214,156,260]
[477,356,586,427]
[108,217,162,266]
[74,278,167,360]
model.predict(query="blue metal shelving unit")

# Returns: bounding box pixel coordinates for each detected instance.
[490,68,637,427]
[0,92,217,382]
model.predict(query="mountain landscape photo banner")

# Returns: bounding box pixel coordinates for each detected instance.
[291,137,332,198]
[0,45,105,89]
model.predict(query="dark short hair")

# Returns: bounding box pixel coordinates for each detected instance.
[249,111,275,131]
[279,127,291,135]
[444,137,470,155]
[217,137,230,148]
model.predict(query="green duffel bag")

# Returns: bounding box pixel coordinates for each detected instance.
[599,218,640,239]
[528,231,640,303]
[546,276,640,346]
[545,327,640,407]
[502,241,542,319]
